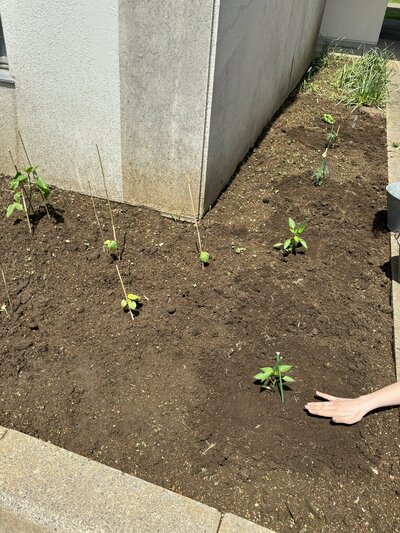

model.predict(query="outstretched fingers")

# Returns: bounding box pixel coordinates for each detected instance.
[315,391,340,401]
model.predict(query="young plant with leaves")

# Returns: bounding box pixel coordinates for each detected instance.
[313,148,330,186]
[187,179,210,267]
[253,352,295,404]
[6,164,50,235]
[326,126,340,148]
[274,218,308,255]
[322,114,335,125]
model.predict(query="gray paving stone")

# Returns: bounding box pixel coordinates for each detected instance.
[219,513,274,533]
[0,427,221,533]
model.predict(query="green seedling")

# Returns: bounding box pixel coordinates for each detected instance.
[199,251,210,264]
[274,218,308,254]
[104,239,118,252]
[253,352,295,404]
[187,179,211,268]
[235,247,246,254]
[121,293,141,311]
[0,304,7,314]
[323,114,335,125]
[6,166,50,218]
[326,126,340,148]
[313,148,330,186]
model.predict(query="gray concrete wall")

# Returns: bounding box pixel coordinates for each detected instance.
[119,0,216,216]
[320,0,388,47]
[202,0,326,212]
[0,1,326,218]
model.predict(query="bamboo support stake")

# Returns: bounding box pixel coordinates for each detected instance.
[115,264,134,321]
[187,178,204,269]
[8,150,33,235]
[0,263,13,313]
[96,144,117,243]
[18,130,50,218]
[86,178,106,249]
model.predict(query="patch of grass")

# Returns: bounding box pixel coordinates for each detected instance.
[385,7,400,20]
[335,49,393,109]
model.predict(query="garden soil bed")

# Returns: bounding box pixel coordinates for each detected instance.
[0,60,399,533]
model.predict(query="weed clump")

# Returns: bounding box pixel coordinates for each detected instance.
[336,49,393,109]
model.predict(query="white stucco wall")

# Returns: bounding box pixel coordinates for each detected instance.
[320,0,387,46]
[0,0,122,200]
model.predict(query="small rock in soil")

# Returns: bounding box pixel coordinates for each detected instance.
[166,306,176,315]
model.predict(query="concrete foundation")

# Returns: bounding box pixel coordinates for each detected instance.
[0,0,326,218]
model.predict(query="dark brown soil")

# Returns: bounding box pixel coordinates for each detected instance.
[0,60,399,533]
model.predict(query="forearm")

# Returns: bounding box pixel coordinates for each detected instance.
[360,381,400,412]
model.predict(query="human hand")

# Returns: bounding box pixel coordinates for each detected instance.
[305,391,370,425]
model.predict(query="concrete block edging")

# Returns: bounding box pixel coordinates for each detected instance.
[0,426,273,533]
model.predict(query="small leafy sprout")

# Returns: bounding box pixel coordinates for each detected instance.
[253,352,295,404]
[313,148,330,186]
[121,293,141,312]
[326,126,340,148]
[323,113,335,125]
[104,239,118,252]
[199,251,210,264]
[5,164,51,234]
[0,303,7,314]
[235,247,246,254]
[274,218,308,255]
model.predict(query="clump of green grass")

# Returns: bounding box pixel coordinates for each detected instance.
[336,49,393,110]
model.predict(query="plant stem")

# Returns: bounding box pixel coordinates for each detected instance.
[96,144,117,243]
[0,263,13,313]
[187,179,204,269]
[115,264,134,321]
[276,352,285,404]
[18,130,50,219]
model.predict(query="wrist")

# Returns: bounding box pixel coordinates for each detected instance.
[358,393,378,413]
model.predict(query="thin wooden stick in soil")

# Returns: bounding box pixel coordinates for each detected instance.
[96,144,117,243]
[87,178,106,248]
[8,150,33,235]
[115,264,134,321]
[17,130,50,219]
[187,178,204,269]
[0,263,13,313]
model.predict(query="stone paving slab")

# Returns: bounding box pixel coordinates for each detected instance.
[219,513,275,533]
[0,426,273,533]
[385,41,400,380]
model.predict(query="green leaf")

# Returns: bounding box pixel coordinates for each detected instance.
[297,222,306,234]
[299,238,308,249]
[9,173,28,190]
[293,235,300,243]
[128,301,137,310]
[34,177,50,199]
[6,202,23,218]
[273,242,283,248]
[199,251,210,264]
[288,217,296,230]
[282,376,295,383]
[279,365,292,372]
[127,294,140,301]
[120,299,127,308]
[253,373,267,381]
[283,239,292,250]
[260,368,274,378]
[14,191,22,202]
